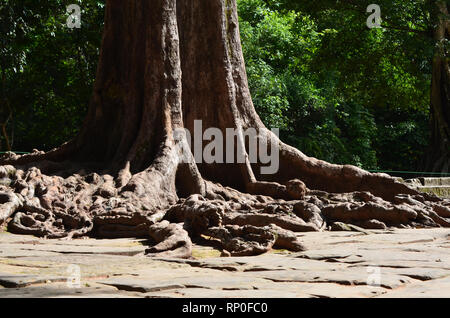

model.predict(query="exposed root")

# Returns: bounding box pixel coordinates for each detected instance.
[146,221,192,259]
[0,142,76,168]
[205,225,277,256]
[0,191,22,225]
[223,211,319,232]
[1,149,450,258]
[205,224,306,256]
[268,224,306,251]
[8,211,93,239]
[246,179,307,200]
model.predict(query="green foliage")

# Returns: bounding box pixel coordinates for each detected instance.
[0,0,104,151]
[238,0,434,170]
[0,0,437,173]
[238,0,379,168]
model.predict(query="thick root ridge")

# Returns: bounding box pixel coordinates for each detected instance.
[205,224,306,256]
[146,221,192,259]
[205,225,277,256]
[0,191,22,225]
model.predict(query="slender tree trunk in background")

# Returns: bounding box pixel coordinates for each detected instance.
[1,65,12,152]
[0,103,12,151]
[425,0,450,173]
[0,0,449,258]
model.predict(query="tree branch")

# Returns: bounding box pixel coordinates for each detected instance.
[380,23,430,35]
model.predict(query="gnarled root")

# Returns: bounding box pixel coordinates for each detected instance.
[205,225,276,256]
[246,179,307,200]
[1,147,450,259]
[0,191,22,225]
[146,221,192,259]
[269,224,306,251]
[165,192,315,255]
[318,191,450,229]
[8,211,93,239]
[205,224,306,256]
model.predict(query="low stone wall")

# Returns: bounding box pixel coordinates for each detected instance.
[402,178,450,198]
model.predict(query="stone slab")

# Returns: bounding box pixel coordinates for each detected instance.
[1,229,450,298]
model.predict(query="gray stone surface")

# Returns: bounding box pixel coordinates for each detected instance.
[0,282,141,298]
[242,269,413,289]
[0,273,68,288]
[403,178,450,198]
[98,277,185,293]
[0,229,449,298]
[419,178,450,186]
[144,288,308,298]
[377,275,450,298]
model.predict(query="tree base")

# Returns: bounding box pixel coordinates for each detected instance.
[1,147,449,258]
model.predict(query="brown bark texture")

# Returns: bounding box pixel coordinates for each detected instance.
[1,0,450,258]
[424,0,450,173]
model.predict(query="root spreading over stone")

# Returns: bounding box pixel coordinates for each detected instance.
[1,154,449,258]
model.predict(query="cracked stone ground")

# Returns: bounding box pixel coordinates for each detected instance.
[0,228,449,298]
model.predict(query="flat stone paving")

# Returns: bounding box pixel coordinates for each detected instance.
[0,228,449,298]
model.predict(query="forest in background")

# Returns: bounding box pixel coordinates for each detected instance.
[0,0,444,174]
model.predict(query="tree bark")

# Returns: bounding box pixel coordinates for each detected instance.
[424,0,450,173]
[0,0,449,258]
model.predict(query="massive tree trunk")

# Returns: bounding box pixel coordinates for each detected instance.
[1,0,450,258]
[424,0,450,173]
